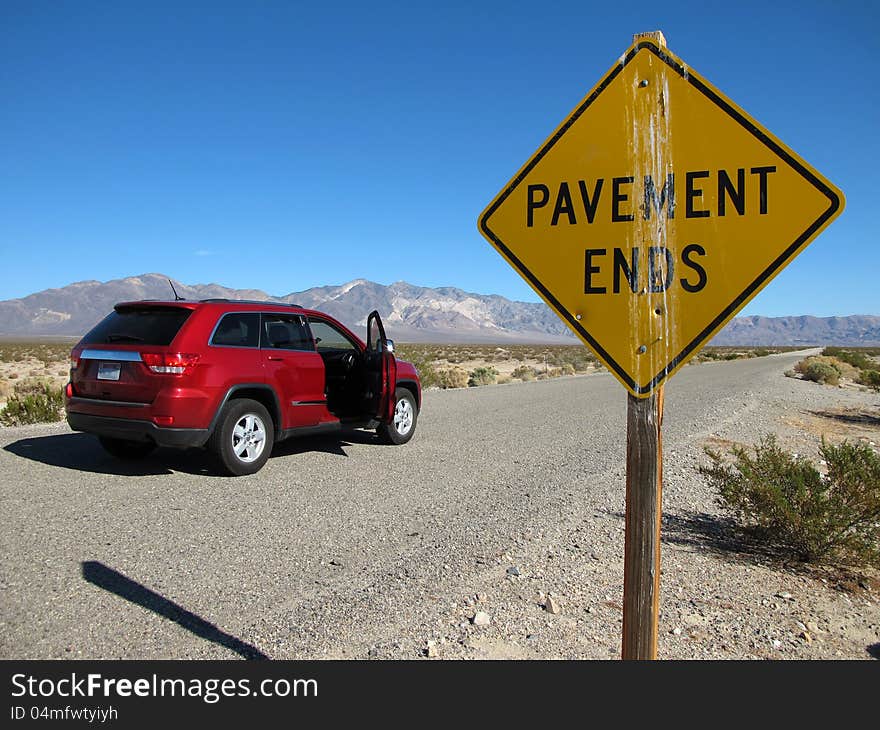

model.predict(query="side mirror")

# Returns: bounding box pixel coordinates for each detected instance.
[384,339,395,353]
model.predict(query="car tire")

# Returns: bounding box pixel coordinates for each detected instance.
[378,388,418,445]
[209,398,274,476]
[98,436,157,460]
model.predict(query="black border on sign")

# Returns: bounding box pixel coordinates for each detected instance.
[479,41,842,395]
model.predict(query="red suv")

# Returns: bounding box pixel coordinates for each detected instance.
[64,299,421,475]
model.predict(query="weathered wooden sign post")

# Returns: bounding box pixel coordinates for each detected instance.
[478,31,843,659]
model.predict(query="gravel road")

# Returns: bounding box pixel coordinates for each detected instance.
[1,350,878,660]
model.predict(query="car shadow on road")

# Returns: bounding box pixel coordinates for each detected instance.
[4,429,381,477]
[4,433,206,476]
[270,428,382,459]
[82,561,268,660]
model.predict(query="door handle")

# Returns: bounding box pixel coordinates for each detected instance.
[267,356,284,361]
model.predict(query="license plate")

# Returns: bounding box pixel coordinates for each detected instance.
[97,362,121,381]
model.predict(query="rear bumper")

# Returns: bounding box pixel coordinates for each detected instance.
[67,412,210,449]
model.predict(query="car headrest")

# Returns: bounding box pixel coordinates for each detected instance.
[267,322,290,347]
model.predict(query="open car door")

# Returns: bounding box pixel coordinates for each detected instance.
[365,310,396,422]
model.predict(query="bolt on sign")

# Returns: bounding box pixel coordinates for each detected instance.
[478,37,844,397]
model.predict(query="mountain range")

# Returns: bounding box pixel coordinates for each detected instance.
[0,273,878,346]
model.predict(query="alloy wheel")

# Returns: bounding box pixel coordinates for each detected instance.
[393,398,414,436]
[232,414,267,463]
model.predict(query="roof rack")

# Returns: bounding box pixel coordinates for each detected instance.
[198,298,303,308]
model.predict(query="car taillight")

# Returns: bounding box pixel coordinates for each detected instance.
[141,352,200,375]
[65,383,73,398]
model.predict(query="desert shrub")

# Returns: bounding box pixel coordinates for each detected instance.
[822,347,873,370]
[857,369,880,391]
[846,351,874,369]
[436,367,469,389]
[560,363,576,376]
[468,366,498,387]
[752,348,771,358]
[398,352,439,389]
[11,378,57,396]
[413,360,440,388]
[512,365,536,381]
[542,347,586,371]
[816,348,880,391]
[496,375,512,385]
[0,381,64,426]
[794,356,843,381]
[701,436,880,566]
[800,361,840,386]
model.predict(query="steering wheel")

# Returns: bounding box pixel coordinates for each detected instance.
[341,352,356,371]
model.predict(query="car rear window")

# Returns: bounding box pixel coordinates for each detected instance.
[82,307,193,346]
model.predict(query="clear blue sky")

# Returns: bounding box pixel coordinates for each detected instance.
[1,0,877,316]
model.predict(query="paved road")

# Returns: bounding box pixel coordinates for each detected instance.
[0,351,821,659]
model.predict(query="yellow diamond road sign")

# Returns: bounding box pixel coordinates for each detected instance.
[478,39,844,397]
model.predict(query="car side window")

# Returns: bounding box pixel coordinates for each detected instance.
[261,314,314,351]
[308,319,357,352]
[210,313,261,348]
